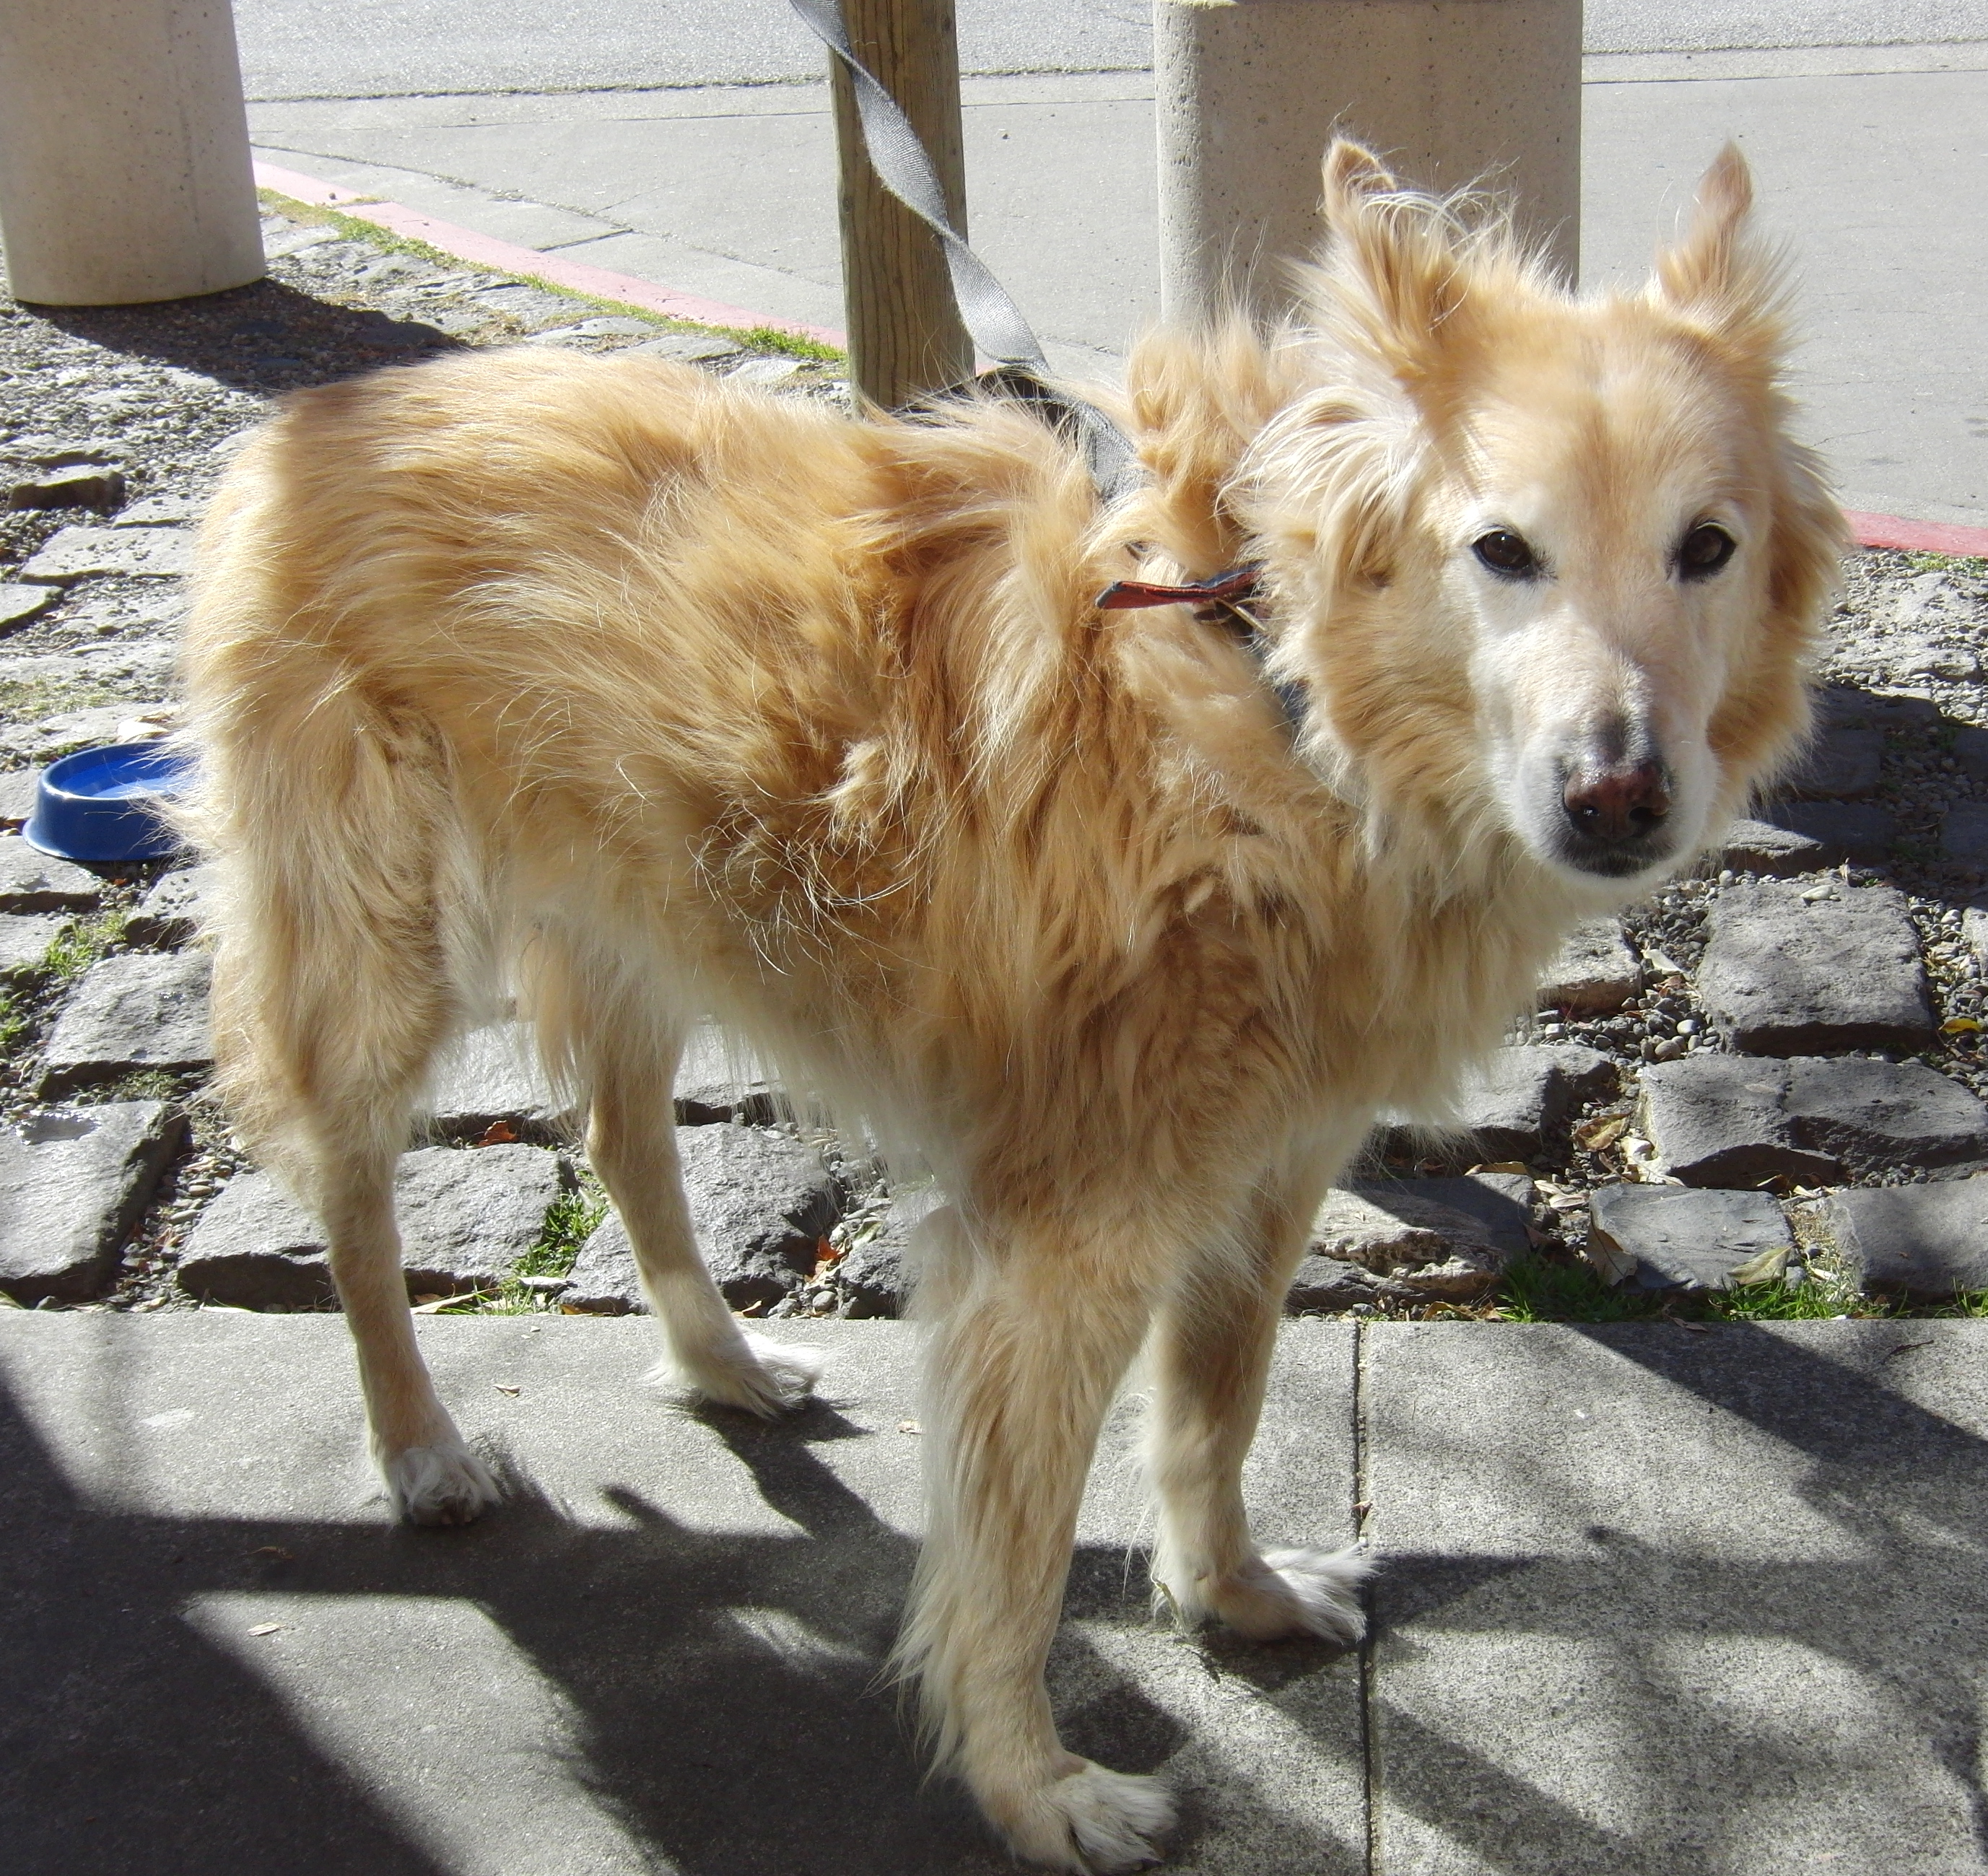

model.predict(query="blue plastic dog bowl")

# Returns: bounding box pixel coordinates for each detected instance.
[25,742,194,863]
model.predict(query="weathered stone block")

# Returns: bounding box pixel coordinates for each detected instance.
[1941,805,1988,869]
[422,1024,577,1142]
[40,951,212,1095]
[1375,1044,1615,1166]
[1696,881,1933,1055]
[123,864,213,948]
[1824,1178,1988,1298]
[0,835,100,913]
[837,1187,941,1319]
[0,770,38,827]
[1538,920,1641,1015]
[0,1101,184,1302]
[1717,818,1828,876]
[1764,801,1896,867]
[18,525,193,583]
[0,583,58,632]
[1290,1172,1533,1312]
[1640,1055,1988,1187]
[0,912,65,980]
[1782,724,1883,800]
[175,1145,563,1309]
[674,1024,782,1125]
[564,1125,841,1314]
[1587,1184,1792,1290]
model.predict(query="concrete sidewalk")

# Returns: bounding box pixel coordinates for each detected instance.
[5,1312,1984,1872]
[243,44,1988,529]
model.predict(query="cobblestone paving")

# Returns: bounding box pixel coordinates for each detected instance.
[0,196,1984,1325]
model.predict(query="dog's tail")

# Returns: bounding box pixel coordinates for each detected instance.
[177,454,476,1190]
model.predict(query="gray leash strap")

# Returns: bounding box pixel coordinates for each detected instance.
[787,0,1142,502]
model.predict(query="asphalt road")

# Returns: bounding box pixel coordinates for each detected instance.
[234,0,1988,100]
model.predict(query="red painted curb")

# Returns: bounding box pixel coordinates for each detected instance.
[1842,510,1988,560]
[255,162,1988,557]
[252,161,847,350]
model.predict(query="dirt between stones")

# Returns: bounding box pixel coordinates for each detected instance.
[0,201,1984,1326]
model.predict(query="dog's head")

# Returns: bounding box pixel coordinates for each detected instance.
[1229,140,1844,896]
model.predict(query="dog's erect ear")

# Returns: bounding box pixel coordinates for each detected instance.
[1321,138,1401,219]
[1315,137,1462,385]
[1653,144,1782,343]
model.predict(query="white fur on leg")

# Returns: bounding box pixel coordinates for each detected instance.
[1001,1763,1177,1873]
[384,1441,502,1526]
[1156,1543,1372,1645]
[652,1326,824,1415]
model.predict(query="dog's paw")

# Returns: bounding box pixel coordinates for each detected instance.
[1202,1545,1371,1644]
[999,1762,1176,1872]
[664,1330,824,1417]
[385,1441,502,1527]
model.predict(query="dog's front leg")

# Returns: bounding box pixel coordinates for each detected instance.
[1147,1146,1369,1641]
[898,1211,1173,1872]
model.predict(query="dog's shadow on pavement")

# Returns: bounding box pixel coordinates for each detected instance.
[0,1379,1291,1876]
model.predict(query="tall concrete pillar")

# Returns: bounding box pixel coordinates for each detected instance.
[0,0,263,305]
[1156,0,1582,326]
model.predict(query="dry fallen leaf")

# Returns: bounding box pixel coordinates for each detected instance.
[494,1383,521,1396]
[479,1120,519,1144]
[1727,1244,1789,1286]
[247,1623,283,1637]
[1470,1161,1530,1177]
[412,1291,492,1314]
[248,1545,294,1563]
[1943,1017,1982,1036]
[897,1420,921,1435]
[1574,1113,1629,1153]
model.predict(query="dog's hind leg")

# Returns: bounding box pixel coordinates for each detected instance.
[578,1008,820,1413]
[899,1206,1175,1872]
[199,719,498,1527]
[1146,1146,1370,1644]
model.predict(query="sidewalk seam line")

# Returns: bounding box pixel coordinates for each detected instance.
[1354,1317,1378,1875]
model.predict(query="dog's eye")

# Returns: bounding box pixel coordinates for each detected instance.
[1678,523,1737,580]
[1471,530,1539,580]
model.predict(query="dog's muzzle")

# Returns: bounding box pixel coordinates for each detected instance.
[1553,754,1675,877]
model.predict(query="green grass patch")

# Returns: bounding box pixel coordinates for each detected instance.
[446,1169,611,1315]
[1493,1251,1902,1324]
[42,909,126,983]
[1903,550,1987,575]
[0,989,27,1055]
[726,325,843,364]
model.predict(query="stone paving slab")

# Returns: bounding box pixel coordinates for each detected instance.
[39,950,213,1096]
[177,1146,566,1307]
[0,1314,1364,1876]
[1363,1320,1988,1875]
[0,1101,183,1303]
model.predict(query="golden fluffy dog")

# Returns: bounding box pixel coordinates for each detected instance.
[181,141,1839,1867]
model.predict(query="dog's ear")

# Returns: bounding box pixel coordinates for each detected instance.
[1315,138,1462,385]
[1653,144,1782,344]
[1321,138,1400,216]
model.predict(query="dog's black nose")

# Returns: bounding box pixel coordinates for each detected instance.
[1562,760,1670,846]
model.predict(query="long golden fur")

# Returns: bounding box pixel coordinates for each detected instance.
[180,142,1841,1868]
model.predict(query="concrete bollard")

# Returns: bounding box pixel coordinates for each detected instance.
[0,0,263,305]
[1156,0,1582,326]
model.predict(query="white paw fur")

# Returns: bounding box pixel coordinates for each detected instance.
[385,1441,502,1526]
[1003,1762,1177,1872]
[1159,1543,1371,1644]
[658,1328,824,1415]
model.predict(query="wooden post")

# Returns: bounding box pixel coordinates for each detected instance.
[829,0,973,410]
[1156,0,1583,327]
